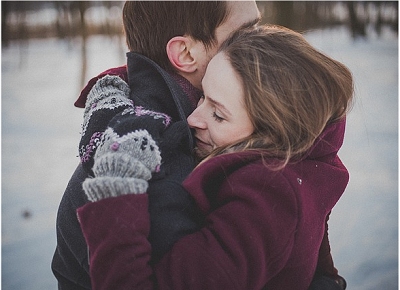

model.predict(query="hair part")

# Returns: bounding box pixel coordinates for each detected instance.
[122,1,228,71]
[211,25,354,169]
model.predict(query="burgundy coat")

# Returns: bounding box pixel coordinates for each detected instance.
[77,119,348,290]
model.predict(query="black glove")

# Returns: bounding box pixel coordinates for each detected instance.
[308,275,346,290]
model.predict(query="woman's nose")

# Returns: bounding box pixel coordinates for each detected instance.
[187,106,206,129]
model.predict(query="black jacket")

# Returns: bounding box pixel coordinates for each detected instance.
[52,53,200,289]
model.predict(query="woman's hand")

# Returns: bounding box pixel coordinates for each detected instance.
[83,128,161,202]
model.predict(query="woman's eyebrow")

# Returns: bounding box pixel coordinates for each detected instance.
[207,96,232,116]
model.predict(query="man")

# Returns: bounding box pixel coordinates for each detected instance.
[52,2,261,289]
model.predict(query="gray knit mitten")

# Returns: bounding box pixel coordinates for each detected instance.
[82,128,162,202]
[80,75,134,173]
[82,75,132,136]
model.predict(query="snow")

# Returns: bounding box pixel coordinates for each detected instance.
[1,27,398,289]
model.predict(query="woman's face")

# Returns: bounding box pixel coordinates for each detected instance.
[187,52,254,159]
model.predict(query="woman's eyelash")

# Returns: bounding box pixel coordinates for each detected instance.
[212,112,224,122]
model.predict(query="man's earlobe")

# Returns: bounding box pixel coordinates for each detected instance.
[166,36,197,73]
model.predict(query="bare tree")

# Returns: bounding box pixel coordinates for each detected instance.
[347,1,366,38]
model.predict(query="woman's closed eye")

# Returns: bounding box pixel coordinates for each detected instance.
[212,111,224,122]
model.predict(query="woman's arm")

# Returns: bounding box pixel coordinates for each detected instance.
[78,194,154,290]
[79,75,134,174]
[78,163,298,290]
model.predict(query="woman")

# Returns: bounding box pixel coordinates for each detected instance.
[78,25,353,289]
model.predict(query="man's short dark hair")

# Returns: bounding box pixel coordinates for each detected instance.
[122,1,228,71]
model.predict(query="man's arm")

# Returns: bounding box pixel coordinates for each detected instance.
[52,67,128,289]
[51,164,91,290]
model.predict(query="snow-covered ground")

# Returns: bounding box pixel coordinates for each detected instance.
[2,27,398,289]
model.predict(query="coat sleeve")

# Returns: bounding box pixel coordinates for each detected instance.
[52,164,92,289]
[77,194,155,290]
[78,170,299,290]
[153,170,299,290]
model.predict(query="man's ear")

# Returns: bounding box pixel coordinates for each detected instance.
[166,36,197,73]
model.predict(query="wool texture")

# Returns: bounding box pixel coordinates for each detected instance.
[79,75,134,173]
[82,128,161,202]
[79,75,171,175]
[83,177,149,202]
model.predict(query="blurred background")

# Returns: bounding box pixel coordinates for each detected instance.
[2,1,398,289]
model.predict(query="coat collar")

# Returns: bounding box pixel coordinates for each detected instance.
[74,54,202,117]
[191,118,347,172]
[126,52,196,122]
[306,118,346,160]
